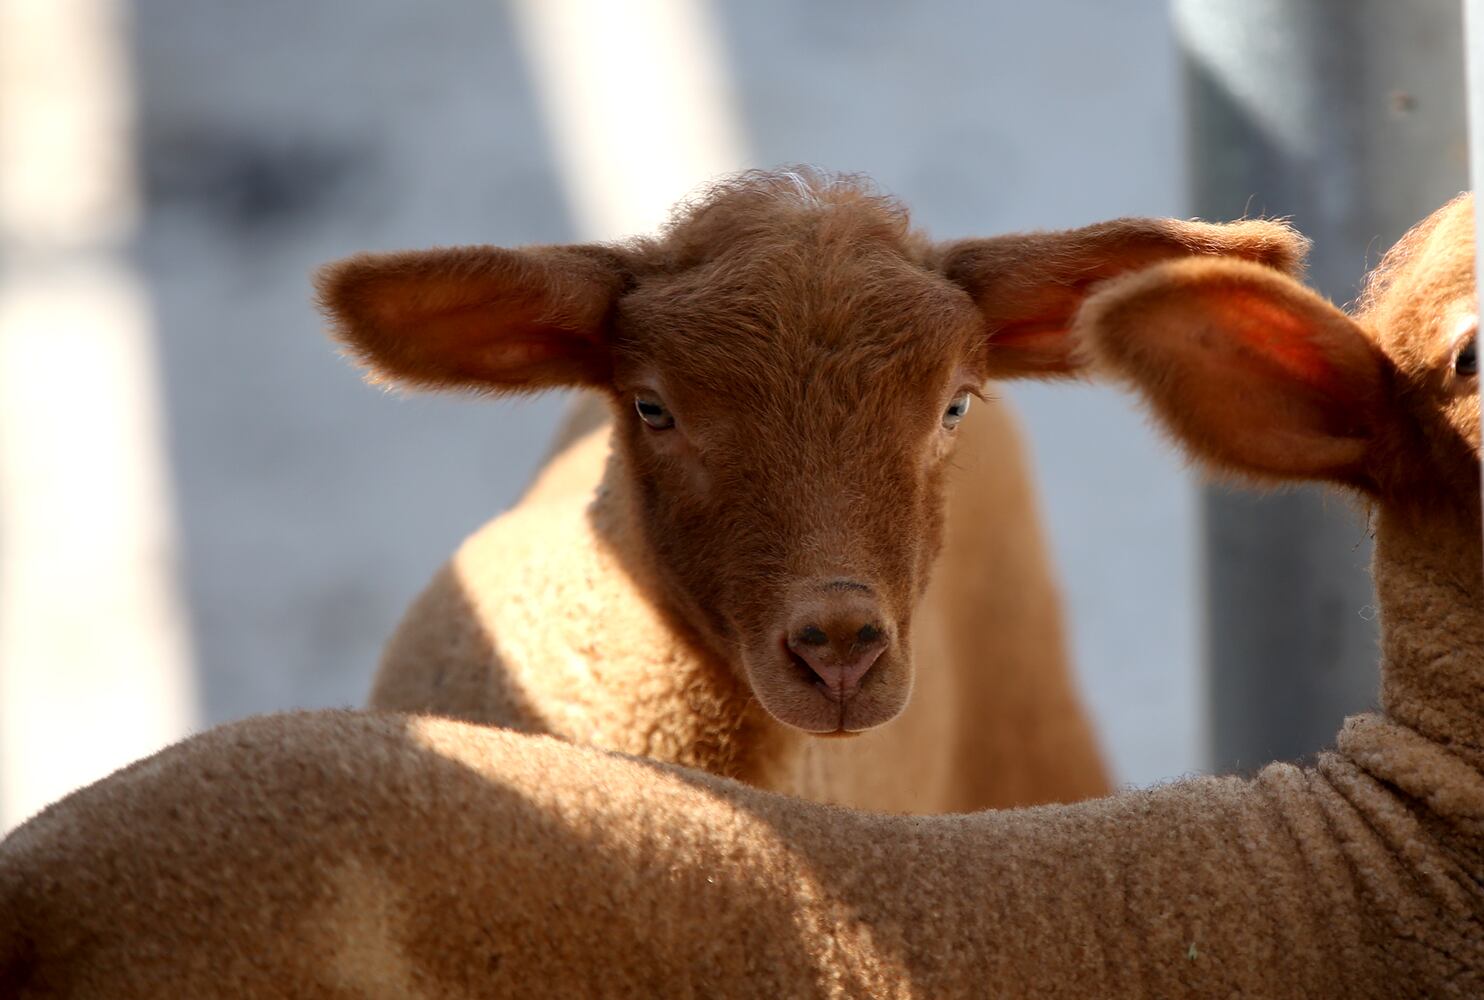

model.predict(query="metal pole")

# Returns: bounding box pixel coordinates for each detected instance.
[1172,0,1468,773]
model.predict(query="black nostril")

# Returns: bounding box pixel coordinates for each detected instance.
[857,623,884,645]
[796,625,829,647]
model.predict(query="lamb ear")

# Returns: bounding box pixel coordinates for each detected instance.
[314,245,627,392]
[1073,256,1392,489]
[935,217,1310,378]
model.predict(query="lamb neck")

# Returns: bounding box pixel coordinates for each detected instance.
[1373,498,1484,770]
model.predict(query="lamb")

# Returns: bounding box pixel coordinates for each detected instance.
[4,195,1480,998]
[319,170,1304,810]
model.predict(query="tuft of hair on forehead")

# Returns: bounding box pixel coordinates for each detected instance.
[653,168,917,271]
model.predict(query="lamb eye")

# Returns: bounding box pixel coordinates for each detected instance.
[942,392,971,429]
[634,395,676,430]
[1456,337,1478,377]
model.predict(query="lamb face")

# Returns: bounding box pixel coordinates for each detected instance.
[606,239,983,732]
[317,169,1307,735]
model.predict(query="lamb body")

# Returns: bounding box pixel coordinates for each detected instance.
[329,171,1303,809]
[0,707,1476,996]
[4,197,1481,997]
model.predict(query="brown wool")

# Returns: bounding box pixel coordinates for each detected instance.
[16,193,1472,1000]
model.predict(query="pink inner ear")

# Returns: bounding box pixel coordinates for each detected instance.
[1223,291,1346,391]
[434,317,605,386]
[475,328,601,371]
[349,285,608,389]
[987,320,1077,374]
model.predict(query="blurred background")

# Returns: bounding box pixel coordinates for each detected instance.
[0,0,1468,830]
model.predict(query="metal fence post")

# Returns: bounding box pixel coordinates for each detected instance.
[1172,0,1468,772]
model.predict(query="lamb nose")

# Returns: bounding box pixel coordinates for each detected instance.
[787,619,889,701]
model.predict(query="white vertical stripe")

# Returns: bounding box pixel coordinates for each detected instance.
[510,0,750,241]
[0,0,198,831]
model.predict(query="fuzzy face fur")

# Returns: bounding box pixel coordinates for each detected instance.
[319,169,1305,735]
[2,197,1482,999]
